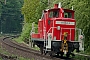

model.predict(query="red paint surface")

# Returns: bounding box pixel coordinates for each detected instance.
[31,4,76,41]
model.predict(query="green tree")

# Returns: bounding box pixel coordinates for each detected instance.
[20,0,48,41]
[0,0,23,34]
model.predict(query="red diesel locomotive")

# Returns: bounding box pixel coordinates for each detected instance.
[30,3,84,57]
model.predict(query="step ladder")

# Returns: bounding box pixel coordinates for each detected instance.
[44,33,52,52]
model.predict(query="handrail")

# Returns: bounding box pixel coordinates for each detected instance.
[45,27,56,48]
[47,27,57,35]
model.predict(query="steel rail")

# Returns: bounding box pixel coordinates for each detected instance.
[1,37,62,60]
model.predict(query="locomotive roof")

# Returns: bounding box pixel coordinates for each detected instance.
[64,9,75,12]
[46,8,75,13]
[44,3,75,12]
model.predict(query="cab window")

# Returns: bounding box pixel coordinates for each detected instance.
[49,10,59,18]
[64,12,72,18]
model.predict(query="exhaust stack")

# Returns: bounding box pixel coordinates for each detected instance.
[54,4,58,8]
[54,2,62,8]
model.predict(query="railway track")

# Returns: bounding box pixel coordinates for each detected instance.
[0,53,17,60]
[74,53,90,60]
[0,36,76,60]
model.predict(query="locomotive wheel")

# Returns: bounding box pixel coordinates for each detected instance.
[40,46,43,54]
[66,53,70,58]
[49,51,53,56]
[40,46,47,55]
[71,53,75,57]
[60,52,64,57]
[43,50,45,55]
[56,53,59,57]
[49,51,55,57]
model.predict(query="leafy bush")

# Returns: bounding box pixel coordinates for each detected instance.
[19,0,48,43]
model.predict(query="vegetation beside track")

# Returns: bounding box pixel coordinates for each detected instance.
[14,38,40,51]
[74,54,90,60]
[0,38,31,60]
[0,47,32,60]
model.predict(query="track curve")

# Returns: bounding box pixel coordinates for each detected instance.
[0,37,76,60]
